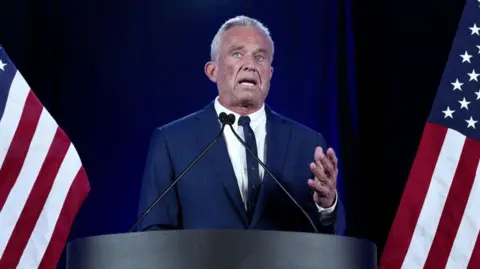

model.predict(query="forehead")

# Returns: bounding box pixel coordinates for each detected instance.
[219,26,272,53]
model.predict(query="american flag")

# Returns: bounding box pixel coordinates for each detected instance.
[0,46,90,268]
[380,0,480,268]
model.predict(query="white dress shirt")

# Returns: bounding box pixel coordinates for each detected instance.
[214,97,336,215]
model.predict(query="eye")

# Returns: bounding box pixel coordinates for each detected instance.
[255,55,265,62]
[232,52,242,58]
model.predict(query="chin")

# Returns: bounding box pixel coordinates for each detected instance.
[233,87,264,104]
[236,96,262,108]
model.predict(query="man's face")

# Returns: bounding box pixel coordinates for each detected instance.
[206,26,273,111]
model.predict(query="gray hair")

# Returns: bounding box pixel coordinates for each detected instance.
[210,15,274,62]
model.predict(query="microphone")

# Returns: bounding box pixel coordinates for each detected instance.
[129,112,231,232]
[226,114,319,233]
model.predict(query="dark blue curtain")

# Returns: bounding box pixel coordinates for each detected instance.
[0,0,359,267]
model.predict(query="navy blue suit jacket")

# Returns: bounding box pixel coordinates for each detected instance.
[137,101,346,235]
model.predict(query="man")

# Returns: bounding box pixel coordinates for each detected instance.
[137,15,346,235]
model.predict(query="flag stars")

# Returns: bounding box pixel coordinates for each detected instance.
[477,45,480,54]
[475,89,480,100]
[461,51,473,63]
[442,106,455,118]
[452,79,463,91]
[466,117,478,129]
[459,97,471,109]
[468,69,480,81]
[470,23,480,36]
[0,60,6,71]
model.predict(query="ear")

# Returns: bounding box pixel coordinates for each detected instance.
[269,66,274,79]
[204,61,217,83]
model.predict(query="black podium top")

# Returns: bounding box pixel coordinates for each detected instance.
[67,230,376,269]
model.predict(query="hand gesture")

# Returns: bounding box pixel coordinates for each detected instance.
[307,146,338,208]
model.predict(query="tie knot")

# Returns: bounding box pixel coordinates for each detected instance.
[238,116,251,126]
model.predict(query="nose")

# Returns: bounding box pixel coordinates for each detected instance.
[241,57,257,72]
[242,64,256,72]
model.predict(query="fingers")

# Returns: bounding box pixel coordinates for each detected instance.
[326,148,338,170]
[308,178,329,194]
[318,156,334,177]
[310,147,338,207]
[309,162,334,194]
[310,161,327,182]
[314,146,322,162]
[313,147,337,179]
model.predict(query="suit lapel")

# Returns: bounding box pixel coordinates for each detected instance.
[194,102,248,226]
[250,106,291,227]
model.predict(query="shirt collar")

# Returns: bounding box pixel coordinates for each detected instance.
[213,96,266,130]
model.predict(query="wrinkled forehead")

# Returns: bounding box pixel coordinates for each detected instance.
[220,26,273,55]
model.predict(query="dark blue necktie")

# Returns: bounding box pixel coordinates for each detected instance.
[238,116,261,220]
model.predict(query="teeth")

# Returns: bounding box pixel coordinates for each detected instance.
[240,82,255,86]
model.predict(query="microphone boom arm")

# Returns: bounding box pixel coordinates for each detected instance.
[129,121,228,233]
[227,124,319,233]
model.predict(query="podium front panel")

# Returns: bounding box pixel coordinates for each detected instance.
[67,230,376,269]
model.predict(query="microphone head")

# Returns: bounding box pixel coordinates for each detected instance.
[218,112,229,125]
[227,114,236,125]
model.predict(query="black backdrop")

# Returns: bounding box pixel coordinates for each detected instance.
[0,0,468,266]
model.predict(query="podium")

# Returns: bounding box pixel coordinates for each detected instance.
[66,230,377,269]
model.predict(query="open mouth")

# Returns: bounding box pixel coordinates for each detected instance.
[238,78,258,87]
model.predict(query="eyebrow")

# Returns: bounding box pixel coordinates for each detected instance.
[255,48,268,55]
[228,45,245,54]
[227,45,269,55]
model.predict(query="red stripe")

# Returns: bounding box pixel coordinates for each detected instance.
[0,91,42,209]
[379,123,447,268]
[467,232,480,268]
[423,137,480,268]
[38,167,90,269]
[0,128,69,268]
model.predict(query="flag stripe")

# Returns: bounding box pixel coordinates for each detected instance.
[379,123,447,268]
[0,128,70,268]
[0,90,41,209]
[17,143,82,268]
[38,167,89,269]
[0,107,57,258]
[402,127,466,268]
[423,137,480,268]
[0,71,30,167]
[467,226,480,268]
[447,160,480,269]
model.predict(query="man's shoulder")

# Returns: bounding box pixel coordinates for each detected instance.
[151,111,202,139]
[271,110,322,137]
[161,110,201,130]
[150,101,214,135]
[269,109,327,148]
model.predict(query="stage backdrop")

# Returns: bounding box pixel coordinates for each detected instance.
[0,0,359,267]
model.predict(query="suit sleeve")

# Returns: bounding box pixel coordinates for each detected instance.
[136,127,180,231]
[310,133,347,236]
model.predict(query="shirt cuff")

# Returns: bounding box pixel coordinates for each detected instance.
[315,190,337,214]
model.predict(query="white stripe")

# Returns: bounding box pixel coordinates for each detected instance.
[0,72,30,166]
[17,144,81,269]
[445,160,480,269]
[0,108,57,258]
[402,128,465,269]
